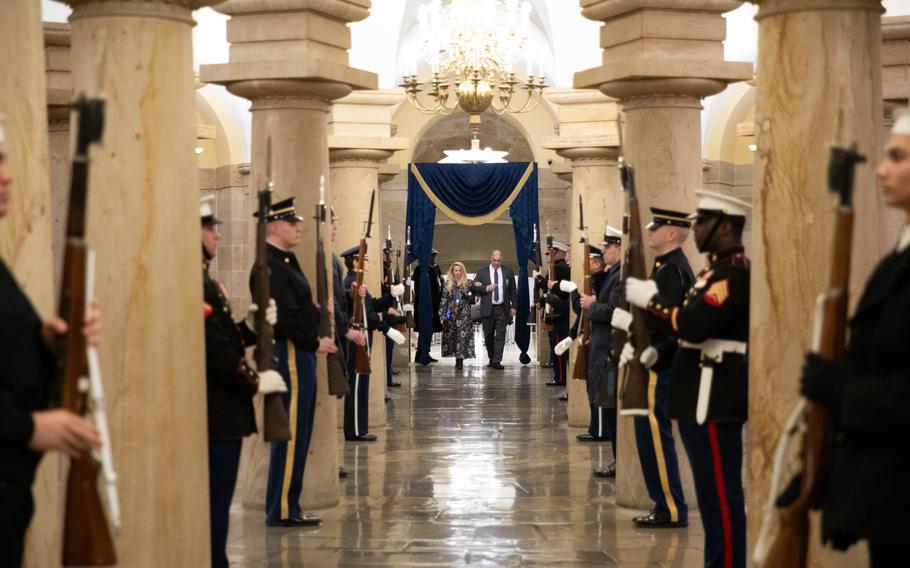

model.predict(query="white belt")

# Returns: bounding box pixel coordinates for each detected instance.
[678,339,747,424]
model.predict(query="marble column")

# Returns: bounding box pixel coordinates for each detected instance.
[330,91,409,430]
[64,1,218,565]
[201,0,377,510]
[1,5,55,566]
[747,1,884,565]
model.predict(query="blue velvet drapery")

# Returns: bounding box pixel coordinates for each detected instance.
[406,162,539,365]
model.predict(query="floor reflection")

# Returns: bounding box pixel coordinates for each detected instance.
[226,354,704,567]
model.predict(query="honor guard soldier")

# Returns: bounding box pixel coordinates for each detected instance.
[382,243,406,389]
[0,121,102,567]
[251,196,338,528]
[797,111,910,566]
[200,196,286,566]
[536,241,572,386]
[626,191,750,567]
[614,208,694,528]
[414,249,444,364]
[579,227,623,476]
[340,247,405,442]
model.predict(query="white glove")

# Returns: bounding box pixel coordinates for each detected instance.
[625,277,658,309]
[619,342,635,368]
[640,346,658,369]
[402,303,414,314]
[391,283,405,298]
[611,308,632,332]
[405,278,414,288]
[245,299,278,330]
[559,280,578,293]
[554,336,573,356]
[257,370,287,395]
[386,327,406,345]
[532,270,540,279]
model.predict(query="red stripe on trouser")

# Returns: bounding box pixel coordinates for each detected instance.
[707,423,733,568]
[555,335,564,383]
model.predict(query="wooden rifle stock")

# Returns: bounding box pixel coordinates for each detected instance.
[60,95,116,566]
[254,165,291,443]
[572,196,590,381]
[617,160,650,415]
[351,237,372,374]
[761,145,863,568]
[315,204,349,398]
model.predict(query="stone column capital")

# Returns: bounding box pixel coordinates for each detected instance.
[612,89,707,110]
[212,0,372,23]
[329,147,395,165]
[65,0,222,23]
[556,146,619,164]
[581,0,742,21]
[752,0,882,20]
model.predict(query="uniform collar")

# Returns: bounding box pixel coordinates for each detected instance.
[653,246,684,268]
[898,226,910,253]
[708,246,745,265]
[267,242,294,265]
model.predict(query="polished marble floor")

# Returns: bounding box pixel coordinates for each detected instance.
[226,356,704,567]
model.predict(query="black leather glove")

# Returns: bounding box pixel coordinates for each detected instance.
[800,352,847,406]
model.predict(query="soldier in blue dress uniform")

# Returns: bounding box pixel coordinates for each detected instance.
[251,197,339,527]
[613,208,694,528]
[200,196,287,565]
[625,191,751,567]
[340,246,405,442]
[579,227,623,476]
[536,241,571,387]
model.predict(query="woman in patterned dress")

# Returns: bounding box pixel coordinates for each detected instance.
[438,262,475,369]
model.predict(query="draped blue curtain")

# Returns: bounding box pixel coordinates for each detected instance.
[406,162,539,365]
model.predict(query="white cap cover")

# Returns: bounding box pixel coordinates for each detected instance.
[690,190,752,219]
[893,108,910,136]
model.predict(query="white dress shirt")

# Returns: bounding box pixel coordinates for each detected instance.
[489,265,503,305]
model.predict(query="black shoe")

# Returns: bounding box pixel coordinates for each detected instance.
[345,434,378,442]
[557,393,568,401]
[266,513,321,527]
[633,510,688,528]
[545,380,564,387]
[338,466,349,479]
[387,380,402,387]
[489,362,504,370]
[540,362,554,368]
[576,433,609,443]
[391,368,401,375]
[593,462,616,478]
[429,356,439,363]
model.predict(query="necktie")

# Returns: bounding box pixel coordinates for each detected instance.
[494,268,500,303]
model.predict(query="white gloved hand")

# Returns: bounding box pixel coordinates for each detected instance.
[532,270,541,279]
[640,346,658,369]
[611,308,632,332]
[386,327,406,345]
[246,299,278,330]
[257,370,287,395]
[625,277,658,309]
[554,336,573,356]
[619,342,635,368]
[559,280,578,293]
[391,283,405,298]
[402,303,414,314]
[405,278,414,288]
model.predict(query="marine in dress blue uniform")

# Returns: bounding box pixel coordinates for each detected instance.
[536,241,571,387]
[250,197,326,527]
[619,209,694,528]
[626,191,751,568]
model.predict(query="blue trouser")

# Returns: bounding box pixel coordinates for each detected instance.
[344,371,370,438]
[633,370,688,523]
[385,336,395,385]
[265,341,317,522]
[550,331,567,385]
[678,420,746,568]
[209,439,242,568]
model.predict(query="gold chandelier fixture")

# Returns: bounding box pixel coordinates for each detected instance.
[401,0,547,137]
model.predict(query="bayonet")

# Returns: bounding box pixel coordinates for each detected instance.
[364,189,376,238]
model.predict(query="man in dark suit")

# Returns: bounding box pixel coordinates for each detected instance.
[472,249,517,369]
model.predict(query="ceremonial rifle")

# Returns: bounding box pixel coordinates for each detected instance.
[616,158,650,415]
[59,93,119,567]
[388,226,406,333]
[315,177,349,398]
[753,144,865,568]
[543,222,555,332]
[403,226,416,330]
[350,191,376,374]
[531,223,541,314]
[571,196,591,381]
[253,138,292,442]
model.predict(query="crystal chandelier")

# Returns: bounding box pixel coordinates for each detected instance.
[401,0,547,138]
[439,137,509,163]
